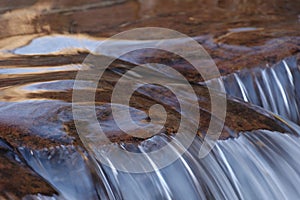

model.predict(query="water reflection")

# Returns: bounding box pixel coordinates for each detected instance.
[0,64,81,75]
[0,0,300,198]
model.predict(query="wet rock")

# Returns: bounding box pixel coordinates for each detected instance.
[0,0,299,198]
[0,138,57,199]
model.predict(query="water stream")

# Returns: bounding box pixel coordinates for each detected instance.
[0,0,300,199]
[206,56,300,125]
[3,48,299,199]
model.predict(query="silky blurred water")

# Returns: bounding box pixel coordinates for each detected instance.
[0,0,300,199]
[7,53,300,200]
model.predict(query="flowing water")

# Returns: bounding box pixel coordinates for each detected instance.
[1,0,300,199]
[207,56,300,125]
[1,35,300,199]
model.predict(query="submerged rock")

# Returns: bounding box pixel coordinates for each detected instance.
[0,55,299,199]
[0,0,299,199]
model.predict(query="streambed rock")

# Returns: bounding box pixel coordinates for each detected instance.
[0,0,300,199]
[0,56,299,198]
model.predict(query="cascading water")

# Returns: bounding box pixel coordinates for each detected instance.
[13,55,300,200]
[207,56,300,125]
[1,0,300,199]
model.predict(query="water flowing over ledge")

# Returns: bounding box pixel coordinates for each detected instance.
[206,56,300,125]
[0,56,298,199]
[0,0,300,198]
[17,129,300,200]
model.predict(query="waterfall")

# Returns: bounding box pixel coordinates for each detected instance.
[12,56,300,199]
[19,129,300,200]
[206,56,300,124]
